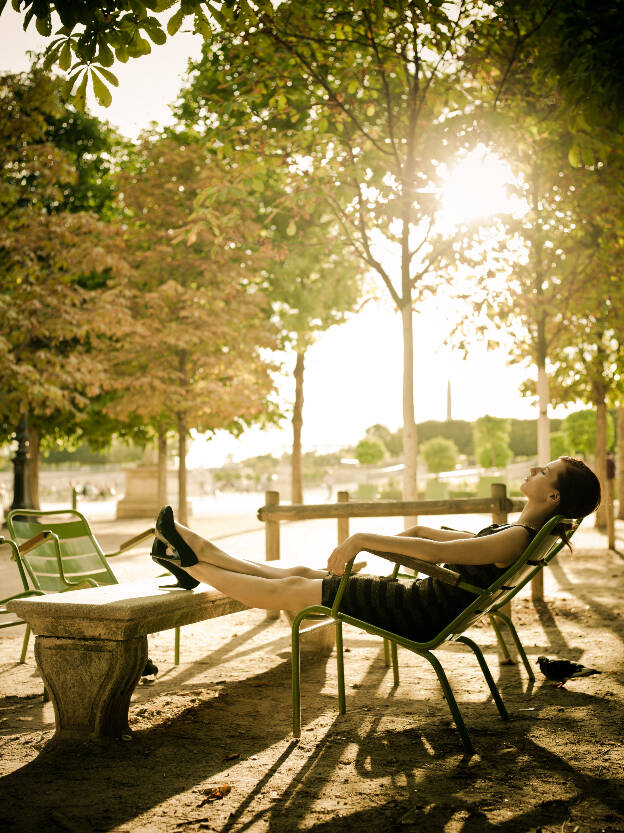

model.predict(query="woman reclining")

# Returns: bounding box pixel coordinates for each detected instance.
[150,457,600,642]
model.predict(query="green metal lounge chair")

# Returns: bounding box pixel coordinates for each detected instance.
[290,514,576,754]
[5,508,184,663]
[0,536,45,663]
[486,519,579,681]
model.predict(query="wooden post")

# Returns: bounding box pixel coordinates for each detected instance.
[337,491,349,544]
[265,490,281,562]
[490,483,508,525]
[265,490,280,620]
[491,483,514,617]
[607,478,616,550]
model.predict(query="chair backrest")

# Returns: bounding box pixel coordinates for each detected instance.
[440,514,577,643]
[7,509,118,592]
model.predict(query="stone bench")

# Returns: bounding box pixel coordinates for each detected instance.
[7,574,336,744]
[8,580,249,743]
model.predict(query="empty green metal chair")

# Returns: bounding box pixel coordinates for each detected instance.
[4,508,185,661]
[0,535,45,663]
[290,514,575,754]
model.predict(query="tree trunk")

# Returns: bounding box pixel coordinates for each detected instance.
[401,302,419,525]
[177,413,188,526]
[617,405,624,519]
[291,349,305,505]
[531,165,548,600]
[26,424,40,510]
[594,399,607,529]
[536,363,550,466]
[158,425,167,507]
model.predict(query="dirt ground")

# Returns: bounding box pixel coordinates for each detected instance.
[0,528,623,833]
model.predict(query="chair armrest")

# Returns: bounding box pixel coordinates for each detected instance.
[108,527,156,557]
[364,548,462,586]
[1,589,44,606]
[18,530,55,556]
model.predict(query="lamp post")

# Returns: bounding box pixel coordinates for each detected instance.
[9,413,34,513]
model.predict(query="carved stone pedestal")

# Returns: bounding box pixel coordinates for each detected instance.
[35,635,147,741]
[116,465,162,519]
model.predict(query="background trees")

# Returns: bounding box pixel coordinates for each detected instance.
[3,2,623,524]
[175,0,486,505]
[108,130,280,521]
[421,436,459,478]
[0,68,131,506]
[473,416,512,470]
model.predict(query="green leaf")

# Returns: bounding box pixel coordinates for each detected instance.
[167,8,185,35]
[59,40,72,71]
[92,70,113,107]
[35,14,52,36]
[115,44,129,63]
[194,12,212,38]
[366,104,375,116]
[63,68,82,96]
[146,25,167,45]
[74,71,88,112]
[23,8,34,31]
[42,43,61,70]
[286,221,297,236]
[95,65,119,87]
[98,41,115,67]
[568,143,581,168]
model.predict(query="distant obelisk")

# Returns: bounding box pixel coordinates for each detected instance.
[446,380,452,422]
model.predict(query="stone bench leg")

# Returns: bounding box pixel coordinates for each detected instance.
[35,634,147,742]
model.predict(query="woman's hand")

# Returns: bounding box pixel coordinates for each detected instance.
[327,533,363,575]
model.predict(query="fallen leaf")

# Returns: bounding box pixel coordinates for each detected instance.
[198,784,232,806]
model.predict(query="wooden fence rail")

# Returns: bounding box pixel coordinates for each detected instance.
[257,483,536,621]
[258,483,526,561]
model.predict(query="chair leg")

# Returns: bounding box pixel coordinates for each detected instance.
[420,649,474,755]
[489,613,513,663]
[391,640,400,686]
[292,619,302,737]
[19,624,31,664]
[456,635,509,720]
[174,626,180,665]
[336,621,346,715]
[492,610,535,681]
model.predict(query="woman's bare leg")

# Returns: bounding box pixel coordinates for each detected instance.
[184,561,323,610]
[162,519,326,580]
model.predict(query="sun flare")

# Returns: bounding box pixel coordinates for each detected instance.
[437,146,520,231]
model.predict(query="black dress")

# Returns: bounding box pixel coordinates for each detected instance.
[320,523,536,642]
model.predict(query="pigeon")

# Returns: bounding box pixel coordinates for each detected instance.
[537,656,601,688]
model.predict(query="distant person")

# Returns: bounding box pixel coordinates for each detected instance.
[323,471,333,501]
[149,457,600,642]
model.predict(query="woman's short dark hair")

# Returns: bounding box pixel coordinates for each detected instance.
[555,456,601,519]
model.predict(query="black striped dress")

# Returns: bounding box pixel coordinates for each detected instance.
[320,523,536,642]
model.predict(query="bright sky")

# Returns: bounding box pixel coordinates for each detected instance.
[1,8,574,467]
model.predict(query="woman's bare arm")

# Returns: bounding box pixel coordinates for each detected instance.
[327,526,529,575]
[397,525,474,542]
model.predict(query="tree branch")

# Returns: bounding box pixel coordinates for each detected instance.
[259,13,394,158]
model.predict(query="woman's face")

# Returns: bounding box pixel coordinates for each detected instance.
[520,459,567,504]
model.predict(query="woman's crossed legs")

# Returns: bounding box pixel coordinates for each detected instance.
[159,517,324,611]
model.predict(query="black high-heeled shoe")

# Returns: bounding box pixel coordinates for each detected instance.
[155,505,199,567]
[151,537,199,590]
